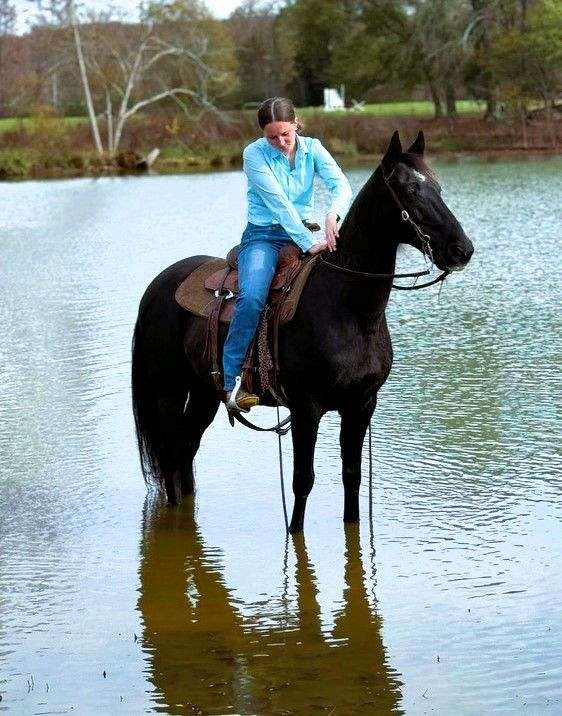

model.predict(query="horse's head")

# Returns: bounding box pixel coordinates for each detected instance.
[381,131,474,272]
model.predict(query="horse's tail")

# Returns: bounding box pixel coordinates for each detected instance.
[131,260,200,490]
[131,310,163,487]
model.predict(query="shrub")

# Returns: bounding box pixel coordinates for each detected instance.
[0,149,34,178]
[25,106,72,154]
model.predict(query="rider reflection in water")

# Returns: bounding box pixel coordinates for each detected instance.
[223,97,352,413]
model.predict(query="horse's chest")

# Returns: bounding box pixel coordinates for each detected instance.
[334,336,392,385]
[312,321,392,390]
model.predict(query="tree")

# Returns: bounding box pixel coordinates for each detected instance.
[490,0,562,143]
[226,0,292,104]
[282,0,351,106]
[463,0,529,118]
[412,0,472,117]
[0,0,16,116]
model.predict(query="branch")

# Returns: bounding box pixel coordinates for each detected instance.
[116,33,151,124]
[121,87,200,120]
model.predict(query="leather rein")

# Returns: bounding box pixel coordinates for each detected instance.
[320,167,450,290]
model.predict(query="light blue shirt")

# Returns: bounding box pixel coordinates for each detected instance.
[243,135,353,251]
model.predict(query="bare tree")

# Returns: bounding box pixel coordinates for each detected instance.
[70,0,103,151]
[82,17,232,154]
[30,0,104,150]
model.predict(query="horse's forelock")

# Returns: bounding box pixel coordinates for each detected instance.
[402,152,440,186]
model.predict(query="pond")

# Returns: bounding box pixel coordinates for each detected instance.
[1,157,561,714]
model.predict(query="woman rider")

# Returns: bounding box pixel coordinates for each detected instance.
[223,96,353,412]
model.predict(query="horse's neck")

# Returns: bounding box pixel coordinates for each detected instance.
[326,203,398,316]
[337,201,397,274]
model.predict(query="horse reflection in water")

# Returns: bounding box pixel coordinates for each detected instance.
[138,500,403,715]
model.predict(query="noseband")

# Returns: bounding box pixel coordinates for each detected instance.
[320,166,450,290]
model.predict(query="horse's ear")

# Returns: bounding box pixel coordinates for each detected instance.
[382,130,402,171]
[407,130,425,156]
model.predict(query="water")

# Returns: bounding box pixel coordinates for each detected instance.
[1,158,561,714]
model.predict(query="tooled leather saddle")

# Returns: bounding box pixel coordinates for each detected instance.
[174,224,321,397]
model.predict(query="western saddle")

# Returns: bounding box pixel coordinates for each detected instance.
[174,223,321,402]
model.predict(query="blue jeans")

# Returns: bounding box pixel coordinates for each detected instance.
[222,223,292,391]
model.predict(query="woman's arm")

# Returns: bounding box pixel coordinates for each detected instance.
[313,139,353,250]
[243,146,316,252]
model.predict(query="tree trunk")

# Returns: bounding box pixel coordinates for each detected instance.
[0,41,5,117]
[470,0,497,121]
[106,89,114,155]
[519,101,527,148]
[113,110,127,154]
[484,95,497,120]
[545,95,557,149]
[70,2,103,154]
[424,68,442,118]
[432,93,443,119]
[445,82,457,117]
[51,72,59,110]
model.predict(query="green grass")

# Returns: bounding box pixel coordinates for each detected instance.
[0,116,88,133]
[0,101,487,133]
[299,100,487,117]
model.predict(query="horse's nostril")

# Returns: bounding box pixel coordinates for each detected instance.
[448,242,473,264]
[448,243,464,261]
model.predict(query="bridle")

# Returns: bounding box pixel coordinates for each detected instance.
[320,165,451,290]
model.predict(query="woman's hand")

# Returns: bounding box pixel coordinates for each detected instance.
[325,212,339,252]
[307,239,328,255]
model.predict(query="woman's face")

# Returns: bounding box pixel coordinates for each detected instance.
[263,120,298,155]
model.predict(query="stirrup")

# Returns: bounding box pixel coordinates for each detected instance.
[226,376,259,413]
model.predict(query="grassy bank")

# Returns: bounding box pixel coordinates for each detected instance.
[299,99,487,117]
[0,100,487,135]
[0,106,559,180]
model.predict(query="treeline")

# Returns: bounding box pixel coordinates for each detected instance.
[0,0,560,123]
[284,0,561,120]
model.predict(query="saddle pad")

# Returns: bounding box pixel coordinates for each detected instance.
[174,258,228,319]
[174,254,320,325]
[276,254,319,324]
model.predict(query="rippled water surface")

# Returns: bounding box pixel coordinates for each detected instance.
[1,158,561,714]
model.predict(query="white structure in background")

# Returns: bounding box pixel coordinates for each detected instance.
[323,86,345,111]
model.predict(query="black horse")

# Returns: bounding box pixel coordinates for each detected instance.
[132,130,474,533]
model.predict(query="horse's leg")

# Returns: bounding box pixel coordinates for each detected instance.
[289,403,323,534]
[339,402,376,523]
[180,387,220,496]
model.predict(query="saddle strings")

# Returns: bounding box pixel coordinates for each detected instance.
[276,404,289,533]
[368,418,373,527]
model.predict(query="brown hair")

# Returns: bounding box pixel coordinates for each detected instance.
[257,97,302,132]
